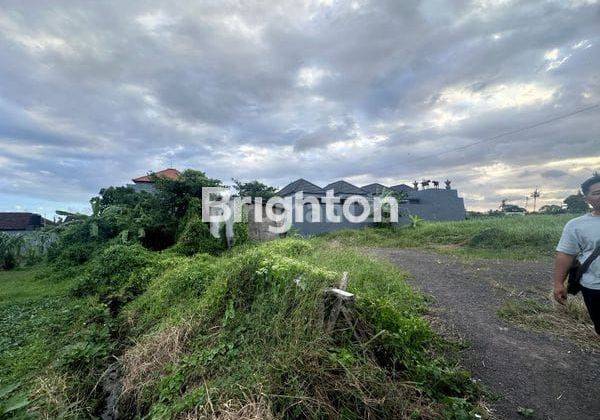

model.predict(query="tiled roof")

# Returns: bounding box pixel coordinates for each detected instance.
[132,168,181,183]
[323,180,368,195]
[390,184,415,194]
[361,183,390,195]
[277,179,324,196]
[0,213,43,231]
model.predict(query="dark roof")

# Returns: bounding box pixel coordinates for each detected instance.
[133,168,181,183]
[361,183,390,195]
[0,213,44,231]
[390,184,415,194]
[323,180,368,196]
[277,179,324,196]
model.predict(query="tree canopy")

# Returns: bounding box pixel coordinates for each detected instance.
[563,192,589,214]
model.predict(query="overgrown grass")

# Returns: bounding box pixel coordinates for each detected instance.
[1,238,487,418]
[119,238,486,418]
[498,294,599,350]
[0,267,106,417]
[324,214,576,260]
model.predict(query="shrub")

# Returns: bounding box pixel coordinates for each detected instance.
[71,244,154,297]
[0,233,23,270]
[172,216,225,256]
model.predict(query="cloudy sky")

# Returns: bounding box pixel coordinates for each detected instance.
[1,0,599,216]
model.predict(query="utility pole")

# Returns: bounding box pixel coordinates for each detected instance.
[525,196,529,212]
[531,189,541,212]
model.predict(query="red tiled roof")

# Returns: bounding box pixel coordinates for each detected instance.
[132,168,181,183]
[0,212,43,231]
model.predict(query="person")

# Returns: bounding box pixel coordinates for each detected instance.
[553,174,600,335]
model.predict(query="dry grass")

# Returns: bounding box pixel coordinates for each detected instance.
[120,322,193,402]
[29,370,85,419]
[179,392,274,420]
[498,293,599,350]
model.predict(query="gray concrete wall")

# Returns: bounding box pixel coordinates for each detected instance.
[266,187,466,237]
[247,205,281,241]
[399,188,466,224]
[288,200,374,236]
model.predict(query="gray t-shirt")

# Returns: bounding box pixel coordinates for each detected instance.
[556,213,600,290]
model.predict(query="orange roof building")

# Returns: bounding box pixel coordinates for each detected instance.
[132,168,181,184]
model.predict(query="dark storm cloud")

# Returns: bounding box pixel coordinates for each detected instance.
[0,0,598,212]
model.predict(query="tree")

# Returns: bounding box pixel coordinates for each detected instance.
[502,204,526,213]
[98,186,148,207]
[539,204,564,215]
[232,179,277,199]
[563,192,589,213]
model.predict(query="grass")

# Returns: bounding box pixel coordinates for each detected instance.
[0,267,101,417]
[323,214,577,260]
[119,239,485,418]
[498,294,599,350]
[0,238,487,418]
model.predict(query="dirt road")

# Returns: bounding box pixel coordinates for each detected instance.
[370,248,600,420]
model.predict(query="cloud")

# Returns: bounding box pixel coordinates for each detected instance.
[0,0,598,213]
[541,169,568,178]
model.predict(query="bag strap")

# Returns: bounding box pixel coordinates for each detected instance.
[580,246,600,275]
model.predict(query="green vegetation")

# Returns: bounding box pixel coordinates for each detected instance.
[324,214,576,260]
[0,267,105,417]
[0,234,24,270]
[1,238,485,418]
[5,171,578,417]
[498,295,598,350]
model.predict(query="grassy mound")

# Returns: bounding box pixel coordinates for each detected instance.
[324,214,575,259]
[1,238,484,418]
[117,239,481,418]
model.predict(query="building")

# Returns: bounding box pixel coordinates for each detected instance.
[128,168,181,193]
[0,212,49,236]
[276,178,466,235]
[276,179,373,236]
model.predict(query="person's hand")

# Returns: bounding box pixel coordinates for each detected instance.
[553,285,567,305]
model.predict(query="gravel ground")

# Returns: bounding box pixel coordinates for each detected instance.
[369,248,600,420]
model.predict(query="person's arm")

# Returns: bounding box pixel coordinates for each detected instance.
[553,252,575,304]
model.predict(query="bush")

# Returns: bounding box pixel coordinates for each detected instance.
[71,244,154,297]
[0,233,23,270]
[172,216,225,256]
[2,252,16,270]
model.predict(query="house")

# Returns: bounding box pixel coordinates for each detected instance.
[128,168,181,193]
[361,183,391,196]
[275,178,466,235]
[390,184,416,196]
[0,212,49,236]
[277,179,373,236]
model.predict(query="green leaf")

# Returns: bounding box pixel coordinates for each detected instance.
[0,383,20,399]
[1,394,30,415]
[517,406,535,417]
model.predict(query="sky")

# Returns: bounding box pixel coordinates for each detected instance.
[0,0,599,217]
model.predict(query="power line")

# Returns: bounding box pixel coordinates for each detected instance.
[407,103,600,164]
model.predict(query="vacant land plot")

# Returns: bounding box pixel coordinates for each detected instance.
[325,214,576,259]
[0,240,486,418]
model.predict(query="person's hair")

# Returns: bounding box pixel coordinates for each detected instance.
[581,175,600,196]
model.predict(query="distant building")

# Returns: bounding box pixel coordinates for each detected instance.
[0,212,50,236]
[128,168,181,193]
[277,179,373,236]
[276,178,466,235]
[361,183,391,196]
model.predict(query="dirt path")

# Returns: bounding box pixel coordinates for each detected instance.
[370,248,600,420]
